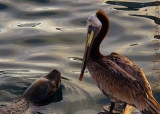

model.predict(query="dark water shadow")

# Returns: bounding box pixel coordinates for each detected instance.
[0,78,30,95]
[0,48,18,57]
[129,14,160,40]
[16,10,71,19]
[96,97,110,106]
[0,77,31,101]
[22,38,47,45]
[129,43,138,46]
[129,14,160,25]
[18,23,41,27]
[61,76,70,81]
[56,28,62,31]
[13,0,54,4]
[114,8,139,11]
[106,1,160,11]
[68,57,83,62]
[0,2,9,10]
[153,92,160,104]
[26,55,58,62]
[0,33,86,46]
[22,0,52,3]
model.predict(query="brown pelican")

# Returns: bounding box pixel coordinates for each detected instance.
[0,69,61,114]
[79,9,160,114]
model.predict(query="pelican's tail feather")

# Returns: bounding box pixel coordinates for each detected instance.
[141,97,160,114]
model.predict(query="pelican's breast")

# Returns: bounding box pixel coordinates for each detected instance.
[87,57,121,102]
[87,56,148,107]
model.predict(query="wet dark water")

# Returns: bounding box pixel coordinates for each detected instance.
[0,0,159,114]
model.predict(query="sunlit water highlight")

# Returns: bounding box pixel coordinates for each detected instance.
[0,0,159,113]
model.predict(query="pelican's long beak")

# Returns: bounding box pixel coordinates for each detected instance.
[79,25,99,81]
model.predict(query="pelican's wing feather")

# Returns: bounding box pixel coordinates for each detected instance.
[106,52,152,97]
[93,58,148,110]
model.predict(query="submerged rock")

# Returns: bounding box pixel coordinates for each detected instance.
[98,104,141,114]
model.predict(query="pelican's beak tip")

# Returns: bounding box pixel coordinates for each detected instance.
[79,75,83,81]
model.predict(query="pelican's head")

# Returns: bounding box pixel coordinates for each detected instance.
[79,9,109,81]
[87,14,102,40]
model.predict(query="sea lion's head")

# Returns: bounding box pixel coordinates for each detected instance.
[23,69,62,105]
[45,69,61,88]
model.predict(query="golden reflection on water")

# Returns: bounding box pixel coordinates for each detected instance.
[0,58,59,67]
[31,7,62,11]
[0,0,159,113]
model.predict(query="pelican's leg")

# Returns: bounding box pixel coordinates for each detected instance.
[121,103,127,113]
[109,102,115,113]
[122,103,127,110]
[114,103,127,113]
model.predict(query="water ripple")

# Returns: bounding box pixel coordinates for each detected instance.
[106,1,160,11]
[0,0,159,113]
[0,2,9,10]
[16,10,71,19]
[13,0,55,4]
[17,23,41,27]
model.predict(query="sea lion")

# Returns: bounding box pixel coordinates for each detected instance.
[23,69,61,104]
[0,69,61,114]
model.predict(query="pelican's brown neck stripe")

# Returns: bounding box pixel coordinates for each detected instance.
[79,9,109,81]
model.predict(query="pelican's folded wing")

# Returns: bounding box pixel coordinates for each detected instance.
[106,52,152,97]
[95,58,149,110]
[96,57,159,113]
